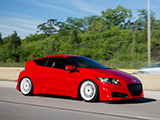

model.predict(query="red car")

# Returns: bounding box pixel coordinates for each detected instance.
[17,54,143,102]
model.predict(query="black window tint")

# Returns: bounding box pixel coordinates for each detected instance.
[34,58,48,66]
[46,57,72,69]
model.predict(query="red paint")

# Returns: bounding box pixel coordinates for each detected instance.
[65,65,75,71]
[17,54,143,101]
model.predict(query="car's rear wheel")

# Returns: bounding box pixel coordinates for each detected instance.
[20,77,33,96]
[80,80,98,102]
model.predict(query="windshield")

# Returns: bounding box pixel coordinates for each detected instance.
[143,62,160,68]
[150,63,160,68]
[67,57,108,69]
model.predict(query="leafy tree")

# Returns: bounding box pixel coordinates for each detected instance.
[0,6,160,68]
[133,9,156,31]
[0,31,21,62]
[151,22,160,61]
[37,19,62,36]
[101,5,132,27]
[87,16,106,32]
[0,33,2,45]
[50,40,55,55]
[70,29,78,44]
[83,15,98,29]
[8,31,21,50]
[8,31,21,62]
[23,34,47,44]
[66,17,83,30]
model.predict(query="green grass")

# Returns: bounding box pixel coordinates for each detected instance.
[0,62,24,67]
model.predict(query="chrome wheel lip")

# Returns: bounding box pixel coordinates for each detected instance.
[20,78,32,95]
[80,81,96,101]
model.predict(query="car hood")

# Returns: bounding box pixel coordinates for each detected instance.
[89,68,141,84]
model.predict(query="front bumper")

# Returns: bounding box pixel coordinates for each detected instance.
[99,82,143,101]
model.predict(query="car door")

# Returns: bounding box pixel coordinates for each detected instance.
[41,57,77,94]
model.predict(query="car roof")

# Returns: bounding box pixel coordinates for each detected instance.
[32,54,81,61]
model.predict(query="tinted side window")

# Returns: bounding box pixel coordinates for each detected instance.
[34,58,48,66]
[46,57,72,69]
[67,57,107,69]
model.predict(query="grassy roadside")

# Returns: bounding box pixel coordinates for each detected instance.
[0,62,24,67]
[0,79,17,82]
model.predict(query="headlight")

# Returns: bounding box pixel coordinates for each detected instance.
[97,77,121,85]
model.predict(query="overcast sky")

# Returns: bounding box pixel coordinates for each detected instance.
[0,0,160,38]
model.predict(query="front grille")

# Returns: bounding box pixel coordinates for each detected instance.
[127,84,142,96]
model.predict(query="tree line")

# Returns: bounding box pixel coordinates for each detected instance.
[0,5,160,68]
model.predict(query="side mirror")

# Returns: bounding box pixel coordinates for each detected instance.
[65,65,75,71]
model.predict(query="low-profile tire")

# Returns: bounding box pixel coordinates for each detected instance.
[20,77,33,96]
[80,80,98,102]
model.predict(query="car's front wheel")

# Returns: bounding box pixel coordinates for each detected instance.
[80,80,98,102]
[20,77,33,96]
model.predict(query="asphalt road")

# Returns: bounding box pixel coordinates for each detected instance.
[0,88,160,120]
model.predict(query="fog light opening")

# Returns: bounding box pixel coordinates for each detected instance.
[112,92,128,98]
